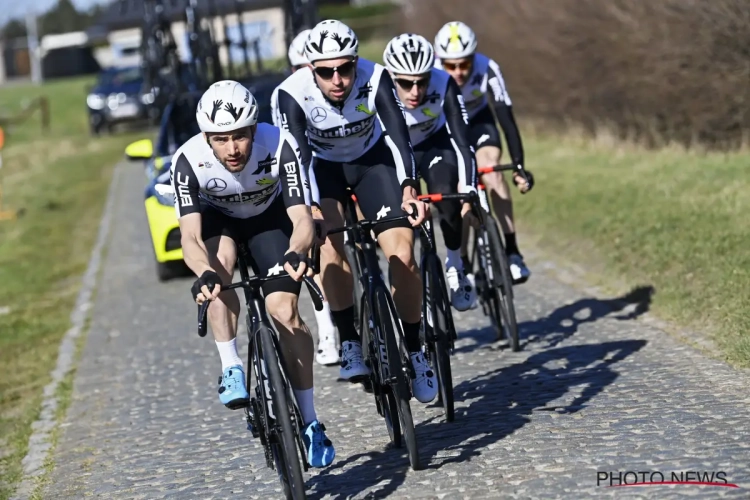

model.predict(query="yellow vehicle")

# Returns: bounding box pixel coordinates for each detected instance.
[124,93,201,280]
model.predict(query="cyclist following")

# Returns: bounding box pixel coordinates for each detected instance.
[272,28,341,368]
[383,32,478,312]
[433,21,534,284]
[272,20,439,404]
[170,80,335,467]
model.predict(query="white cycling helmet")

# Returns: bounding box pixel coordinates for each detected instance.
[383,33,434,75]
[434,21,477,60]
[304,19,358,63]
[196,80,259,134]
[288,29,311,67]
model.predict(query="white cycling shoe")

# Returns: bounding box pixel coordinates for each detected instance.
[508,254,531,284]
[445,264,478,312]
[339,341,370,381]
[316,332,340,366]
[410,351,438,403]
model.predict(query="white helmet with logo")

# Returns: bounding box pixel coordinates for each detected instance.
[434,21,478,60]
[196,80,259,133]
[288,29,311,67]
[383,33,434,75]
[304,19,359,63]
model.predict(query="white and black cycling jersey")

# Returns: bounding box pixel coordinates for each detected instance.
[435,52,524,166]
[402,67,476,193]
[170,123,313,219]
[435,52,512,120]
[273,58,418,191]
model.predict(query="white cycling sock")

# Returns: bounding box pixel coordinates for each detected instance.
[293,387,318,425]
[216,338,243,370]
[313,301,335,340]
[445,248,463,270]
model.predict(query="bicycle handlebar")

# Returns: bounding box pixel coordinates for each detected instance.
[197,255,324,337]
[477,163,515,175]
[326,204,421,236]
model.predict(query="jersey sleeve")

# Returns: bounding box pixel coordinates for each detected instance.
[373,70,418,191]
[276,131,310,208]
[443,77,477,194]
[276,88,318,204]
[270,87,281,128]
[170,153,201,218]
[487,58,525,167]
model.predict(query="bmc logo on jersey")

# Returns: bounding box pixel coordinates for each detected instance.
[284,161,301,198]
[313,116,375,139]
[176,172,192,207]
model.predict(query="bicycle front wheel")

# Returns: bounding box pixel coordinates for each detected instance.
[260,325,307,499]
[485,219,520,351]
[424,253,455,422]
[375,289,423,471]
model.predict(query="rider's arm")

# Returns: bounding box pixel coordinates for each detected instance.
[374,70,419,192]
[171,154,213,276]
[486,59,525,167]
[277,132,316,255]
[443,77,478,194]
[276,89,320,206]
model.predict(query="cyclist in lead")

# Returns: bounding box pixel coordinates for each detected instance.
[272,20,439,404]
[433,21,534,285]
[271,29,341,368]
[170,80,335,467]
[382,33,479,311]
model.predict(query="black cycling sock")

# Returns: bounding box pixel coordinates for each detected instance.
[402,321,422,353]
[504,232,520,256]
[331,306,360,344]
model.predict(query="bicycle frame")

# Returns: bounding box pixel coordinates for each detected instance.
[329,200,419,385]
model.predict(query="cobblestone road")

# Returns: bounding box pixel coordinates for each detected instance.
[42,163,750,499]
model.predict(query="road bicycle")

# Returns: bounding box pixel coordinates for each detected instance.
[197,244,323,499]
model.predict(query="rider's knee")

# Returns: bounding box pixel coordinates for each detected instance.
[382,229,416,271]
[265,292,302,329]
[320,233,345,263]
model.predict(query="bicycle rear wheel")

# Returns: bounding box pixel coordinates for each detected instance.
[259,325,307,499]
[374,289,423,471]
[485,219,520,351]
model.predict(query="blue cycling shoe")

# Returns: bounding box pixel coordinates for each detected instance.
[218,365,249,409]
[302,420,335,468]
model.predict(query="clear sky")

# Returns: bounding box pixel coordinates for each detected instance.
[1,0,110,26]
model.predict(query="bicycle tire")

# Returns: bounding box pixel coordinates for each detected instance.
[425,255,455,422]
[259,325,307,499]
[485,219,520,351]
[344,240,364,331]
[362,293,401,445]
[374,289,423,471]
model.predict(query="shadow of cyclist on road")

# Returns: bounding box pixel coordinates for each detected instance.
[306,339,646,498]
[454,284,655,355]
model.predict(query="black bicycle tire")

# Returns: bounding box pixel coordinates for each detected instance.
[374,290,423,471]
[427,256,455,421]
[344,241,364,330]
[362,292,401,445]
[485,219,520,351]
[260,325,307,499]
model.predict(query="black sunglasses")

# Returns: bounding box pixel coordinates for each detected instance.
[313,61,356,80]
[395,77,430,90]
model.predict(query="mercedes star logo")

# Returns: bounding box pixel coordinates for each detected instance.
[311,107,327,123]
[205,178,227,192]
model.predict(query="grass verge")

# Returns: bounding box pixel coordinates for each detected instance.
[513,129,750,367]
[0,76,141,499]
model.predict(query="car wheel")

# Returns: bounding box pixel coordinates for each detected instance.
[157,260,177,282]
